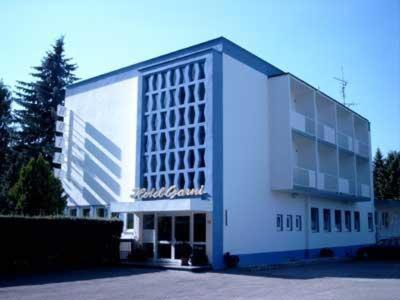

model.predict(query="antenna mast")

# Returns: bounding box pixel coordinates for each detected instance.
[333,66,357,107]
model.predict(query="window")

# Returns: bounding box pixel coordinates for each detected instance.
[381,212,389,228]
[143,214,155,230]
[354,211,360,232]
[295,215,302,231]
[82,208,90,217]
[96,208,106,218]
[276,214,283,231]
[345,211,351,232]
[311,208,319,232]
[69,208,77,217]
[126,213,134,230]
[334,210,342,232]
[194,213,206,242]
[368,212,374,232]
[286,215,293,231]
[323,209,331,232]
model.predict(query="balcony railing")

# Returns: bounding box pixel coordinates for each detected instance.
[293,167,316,188]
[338,177,356,195]
[358,183,370,198]
[291,111,315,136]
[317,172,338,192]
[354,139,369,158]
[337,132,353,152]
[317,121,336,144]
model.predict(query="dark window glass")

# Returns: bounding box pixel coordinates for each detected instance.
[175,216,190,241]
[82,208,90,217]
[354,211,360,232]
[69,208,77,217]
[286,215,293,231]
[276,214,283,231]
[323,209,331,232]
[311,208,319,232]
[194,214,206,242]
[295,215,302,231]
[368,212,374,231]
[127,213,134,230]
[97,208,105,218]
[345,211,351,232]
[143,214,155,230]
[335,210,342,232]
[157,243,171,259]
[158,217,172,241]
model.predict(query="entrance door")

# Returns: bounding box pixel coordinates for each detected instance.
[157,216,172,259]
[174,216,190,259]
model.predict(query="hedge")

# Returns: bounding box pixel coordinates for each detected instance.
[0,216,123,274]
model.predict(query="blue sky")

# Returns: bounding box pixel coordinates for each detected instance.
[2,0,399,154]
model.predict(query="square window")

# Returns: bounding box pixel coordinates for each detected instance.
[354,211,360,232]
[345,211,352,232]
[323,209,331,232]
[82,208,90,217]
[286,215,293,231]
[334,210,342,232]
[311,207,319,233]
[97,208,106,218]
[69,208,77,217]
[276,214,283,231]
[295,215,302,231]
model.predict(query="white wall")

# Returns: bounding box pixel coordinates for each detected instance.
[222,55,375,256]
[61,77,138,209]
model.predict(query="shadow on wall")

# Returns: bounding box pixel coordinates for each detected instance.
[63,111,122,207]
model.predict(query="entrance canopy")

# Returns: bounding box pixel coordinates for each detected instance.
[110,198,212,213]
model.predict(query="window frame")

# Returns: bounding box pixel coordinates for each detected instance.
[344,210,352,232]
[368,212,374,232]
[323,209,331,232]
[354,211,360,232]
[126,213,134,231]
[276,214,283,231]
[311,207,319,233]
[286,215,293,231]
[295,215,302,231]
[334,210,342,232]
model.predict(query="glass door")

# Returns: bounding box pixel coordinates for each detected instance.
[174,216,190,259]
[157,216,172,259]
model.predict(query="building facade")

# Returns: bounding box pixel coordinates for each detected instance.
[375,200,400,240]
[55,37,376,269]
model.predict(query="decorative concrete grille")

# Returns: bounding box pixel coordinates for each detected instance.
[140,59,208,191]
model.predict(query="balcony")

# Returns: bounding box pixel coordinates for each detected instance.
[318,122,336,144]
[291,111,315,136]
[293,167,316,188]
[354,139,369,158]
[337,132,353,152]
[358,183,371,198]
[338,177,356,195]
[317,172,338,192]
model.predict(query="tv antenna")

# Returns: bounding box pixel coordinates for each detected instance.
[333,66,358,107]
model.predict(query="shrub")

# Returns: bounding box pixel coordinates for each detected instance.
[0,215,123,274]
[320,248,334,258]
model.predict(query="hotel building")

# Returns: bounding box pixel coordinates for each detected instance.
[55,37,375,269]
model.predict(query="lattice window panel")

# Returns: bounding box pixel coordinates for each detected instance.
[140,59,208,191]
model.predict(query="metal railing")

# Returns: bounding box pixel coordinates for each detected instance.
[354,139,369,158]
[358,183,371,198]
[337,132,353,151]
[317,121,336,144]
[291,111,315,136]
[317,172,338,192]
[338,177,356,195]
[293,167,316,188]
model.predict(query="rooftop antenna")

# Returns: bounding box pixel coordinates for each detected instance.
[333,66,358,107]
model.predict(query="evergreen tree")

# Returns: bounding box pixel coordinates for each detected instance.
[384,151,400,200]
[14,36,77,163]
[0,80,14,213]
[9,155,67,215]
[373,148,386,200]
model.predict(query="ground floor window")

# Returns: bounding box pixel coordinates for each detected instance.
[69,208,77,217]
[82,208,90,217]
[345,211,352,232]
[295,215,302,231]
[286,215,293,231]
[276,214,283,231]
[354,211,360,232]
[368,212,374,231]
[334,210,342,232]
[96,208,106,218]
[194,213,206,242]
[143,214,155,230]
[111,212,119,219]
[311,208,319,232]
[126,213,134,230]
[323,209,331,232]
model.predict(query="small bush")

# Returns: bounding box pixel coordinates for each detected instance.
[0,215,123,274]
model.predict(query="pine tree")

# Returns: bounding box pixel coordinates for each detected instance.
[14,36,77,163]
[9,155,67,215]
[385,151,400,200]
[373,148,386,200]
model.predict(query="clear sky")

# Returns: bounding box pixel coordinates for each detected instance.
[1,0,399,154]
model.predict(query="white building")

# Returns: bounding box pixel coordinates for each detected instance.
[56,37,376,269]
[375,200,400,240]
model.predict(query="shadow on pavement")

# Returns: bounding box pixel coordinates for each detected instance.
[0,266,164,288]
[225,260,400,280]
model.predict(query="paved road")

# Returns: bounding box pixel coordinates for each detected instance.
[1,261,400,300]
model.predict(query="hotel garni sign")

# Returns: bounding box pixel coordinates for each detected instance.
[130,185,205,200]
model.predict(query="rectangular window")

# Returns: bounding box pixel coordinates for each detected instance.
[323,209,331,232]
[334,210,342,232]
[69,208,77,217]
[82,208,90,217]
[295,215,302,231]
[368,212,374,231]
[286,215,293,231]
[345,211,351,232]
[382,212,389,228]
[276,214,283,231]
[311,207,319,232]
[111,212,120,219]
[126,213,134,230]
[97,208,105,218]
[354,211,360,232]
[143,214,155,230]
[194,213,206,242]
